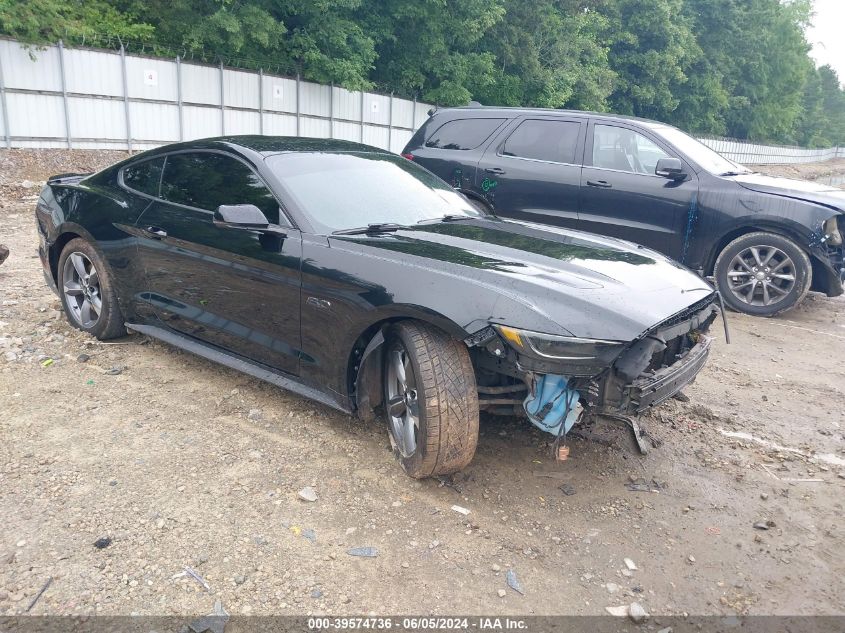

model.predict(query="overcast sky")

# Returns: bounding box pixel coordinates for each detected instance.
[807,0,845,84]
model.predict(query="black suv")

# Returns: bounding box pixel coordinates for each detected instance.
[403,106,845,316]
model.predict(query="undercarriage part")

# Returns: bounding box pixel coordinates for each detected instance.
[598,413,652,454]
[523,373,581,437]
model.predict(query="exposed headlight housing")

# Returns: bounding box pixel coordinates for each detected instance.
[824,216,843,246]
[493,325,625,376]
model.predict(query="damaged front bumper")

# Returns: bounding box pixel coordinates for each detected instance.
[470,294,720,437]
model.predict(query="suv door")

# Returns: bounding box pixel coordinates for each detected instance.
[404,116,508,191]
[131,151,302,375]
[579,121,698,260]
[475,116,586,229]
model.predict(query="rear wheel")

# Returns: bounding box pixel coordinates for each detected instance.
[58,238,126,340]
[383,321,479,478]
[714,232,811,317]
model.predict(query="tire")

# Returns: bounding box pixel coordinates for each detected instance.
[714,231,811,317]
[383,321,479,478]
[57,238,126,340]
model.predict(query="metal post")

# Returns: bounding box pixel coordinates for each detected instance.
[412,94,417,133]
[58,41,72,149]
[387,92,393,151]
[295,73,301,136]
[0,43,11,148]
[258,69,264,136]
[329,83,334,139]
[119,44,131,152]
[360,90,365,142]
[219,60,225,135]
[176,55,184,141]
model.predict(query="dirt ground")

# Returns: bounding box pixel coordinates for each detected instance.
[1,150,844,619]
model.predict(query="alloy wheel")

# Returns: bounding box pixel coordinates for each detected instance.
[386,344,420,458]
[62,252,102,328]
[726,245,796,307]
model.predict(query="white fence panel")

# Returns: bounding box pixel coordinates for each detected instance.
[333,120,362,143]
[0,39,61,91]
[223,69,259,109]
[224,109,260,135]
[130,102,179,143]
[68,96,125,140]
[182,63,221,106]
[6,93,65,139]
[363,124,389,150]
[300,82,330,117]
[262,75,296,114]
[125,55,178,102]
[300,117,331,139]
[263,112,297,136]
[65,48,122,97]
[183,104,222,139]
[333,86,361,122]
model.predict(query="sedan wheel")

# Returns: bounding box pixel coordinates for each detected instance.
[63,251,102,328]
[383,321,479,478]
[715,232,811,317]
[57,238,126,340]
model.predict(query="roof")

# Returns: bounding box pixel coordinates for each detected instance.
[213,135,385,155]
[433,105,665,127]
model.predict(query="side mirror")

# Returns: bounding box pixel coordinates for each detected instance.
[214,204,270,228]
[655,157,686,180]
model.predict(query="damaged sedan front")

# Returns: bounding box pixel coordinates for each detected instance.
[36,136,723,479]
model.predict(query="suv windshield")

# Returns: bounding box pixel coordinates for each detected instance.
[266,152,481,234]
[652,125,752,175]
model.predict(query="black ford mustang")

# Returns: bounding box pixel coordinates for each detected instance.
[36,136,720,478]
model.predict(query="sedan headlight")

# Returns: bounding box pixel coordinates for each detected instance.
[823,216,843,246]
[493,325,625,375]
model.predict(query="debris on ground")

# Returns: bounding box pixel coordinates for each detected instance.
[184,566,211,592]
[104,365,124,375]
[497,589,506,598]
[605,605,628,617]
[298,486,318,502]
[532,471,570,480]
[628,602,649,623]
[188,599,229,633]
[0,244,8,266]
[451,504,471,515]
[25,577,52,612]
[559,482,576,496]
[753,520,776,530]
[301,528,316,543]
[625,477,666,493]
[76,353,90,363]
[506,569,524,595]
[624,558,638,571]
[93,536,112,549]
[347,547,378,558]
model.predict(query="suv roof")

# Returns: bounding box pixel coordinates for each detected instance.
[429,105,664,128]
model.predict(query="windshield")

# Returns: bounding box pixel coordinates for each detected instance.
[266,152,481,234]
[652,125,751,175]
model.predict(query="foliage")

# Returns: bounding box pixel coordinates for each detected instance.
[0,0,842,146]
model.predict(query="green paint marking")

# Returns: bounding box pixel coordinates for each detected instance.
[481,178,498,192]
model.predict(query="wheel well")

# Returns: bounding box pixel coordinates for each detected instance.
[706,225,806,275]
[49,232,82,283]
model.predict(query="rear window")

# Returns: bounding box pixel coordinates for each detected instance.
[424,118,505,150]
[121,157,164,196]
[502,119,581,164]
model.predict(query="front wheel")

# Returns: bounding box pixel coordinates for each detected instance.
[714,232,811,317]
[383,321,479,478]
[58,238,126,340]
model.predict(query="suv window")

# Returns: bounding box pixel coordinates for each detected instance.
[424,118,505,150]
[122,157,164,196]
[502,119,581,164]
[160,152,278,222]
[592,124,670,175]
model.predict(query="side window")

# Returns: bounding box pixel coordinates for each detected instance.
[122,157,164,196]
[592,124,670,175]
[160,153,279,222]
[501,119,581,164]
[424,118,505,150]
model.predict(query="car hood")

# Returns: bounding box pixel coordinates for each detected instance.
[340,218,715,341]
[732,173,845,211]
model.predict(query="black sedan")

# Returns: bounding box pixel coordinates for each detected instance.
[403,106,845,317]
[36,136,720,477]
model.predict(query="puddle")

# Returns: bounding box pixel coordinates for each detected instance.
[719,428,845,467]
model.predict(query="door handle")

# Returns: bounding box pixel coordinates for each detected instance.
[485,167,506,175]
[143,226,167,239]
[586,180,612,188]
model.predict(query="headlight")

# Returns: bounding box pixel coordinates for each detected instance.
[493,325,625,375]
[824,216,843,246]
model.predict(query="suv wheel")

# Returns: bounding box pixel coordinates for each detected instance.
[714,232,811,317]
[58,238,127,340]
[383,321,479,478]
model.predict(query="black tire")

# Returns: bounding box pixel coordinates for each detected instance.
[714,231,811,317]
[383,321,479,478]
[57,238,126,340]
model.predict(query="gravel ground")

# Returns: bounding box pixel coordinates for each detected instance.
[1,151,844,619]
